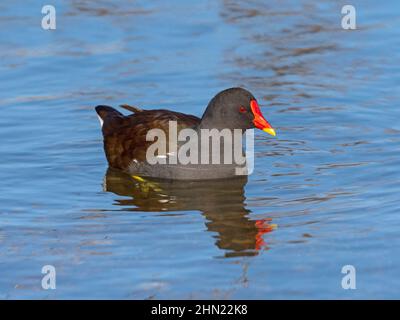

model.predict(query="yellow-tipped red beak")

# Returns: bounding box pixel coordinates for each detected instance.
[250,100,276,137]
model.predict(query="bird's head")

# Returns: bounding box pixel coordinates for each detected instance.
[201,87,276,136]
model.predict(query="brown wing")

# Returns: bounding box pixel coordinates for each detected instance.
[96,106,200,170]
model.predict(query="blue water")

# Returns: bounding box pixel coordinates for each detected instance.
[0,0,399,299]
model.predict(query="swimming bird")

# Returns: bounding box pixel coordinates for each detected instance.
[95,87,275,180]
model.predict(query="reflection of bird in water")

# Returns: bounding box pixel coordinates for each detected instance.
[104,168,276,257]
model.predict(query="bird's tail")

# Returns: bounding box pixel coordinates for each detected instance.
[95,105,124,129]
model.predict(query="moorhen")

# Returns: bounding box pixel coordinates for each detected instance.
[95,87,275,180]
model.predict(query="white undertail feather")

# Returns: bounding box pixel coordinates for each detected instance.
[97,115,104,128]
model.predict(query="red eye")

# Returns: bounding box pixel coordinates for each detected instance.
[239,106,247,113]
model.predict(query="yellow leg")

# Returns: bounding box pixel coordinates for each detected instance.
[131,175,162,192]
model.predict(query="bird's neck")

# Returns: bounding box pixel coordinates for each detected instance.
[198,101,225,131]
